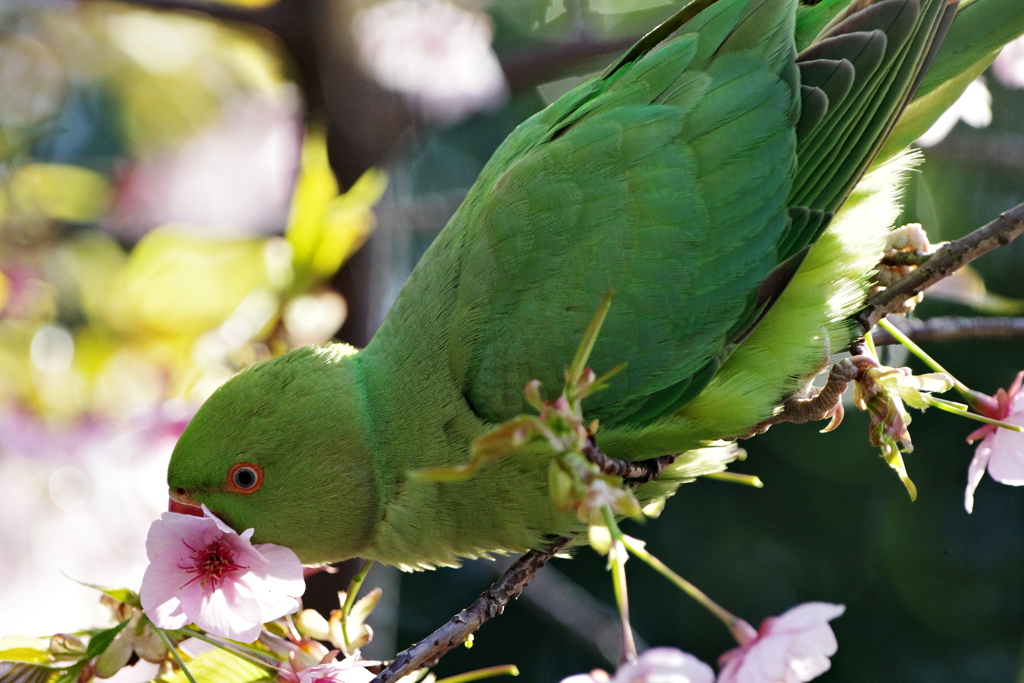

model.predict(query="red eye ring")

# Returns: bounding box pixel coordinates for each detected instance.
[226,463,263,494]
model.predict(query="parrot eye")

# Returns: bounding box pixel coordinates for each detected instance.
[227,463,263,493]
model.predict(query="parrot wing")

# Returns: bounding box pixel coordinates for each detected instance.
[446,0,955,428]
[450,0,799,426]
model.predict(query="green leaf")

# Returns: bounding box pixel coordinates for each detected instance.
[411,416,543,481]
[568,290,614,388]
[0,638,51,665]
[0,649,52,665]
[881,443,918,502]
[65,579,142,610]
[85,620,130,659]
[158,647,274,683]
[8,163,111,224]
[44,622,131,683]
[53,662,83,683]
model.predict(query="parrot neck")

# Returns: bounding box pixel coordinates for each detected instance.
[352,283,582,569]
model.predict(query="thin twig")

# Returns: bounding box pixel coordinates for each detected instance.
[872,316,1024,345]
[880,250,932,267]
[857,201,1024,331]
[479,556,645,666]
[371,535,576,683]
[583,438,677,483]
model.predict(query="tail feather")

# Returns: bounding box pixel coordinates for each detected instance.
[777,0,956,258]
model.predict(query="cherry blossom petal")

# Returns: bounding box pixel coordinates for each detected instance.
[965,379,1024,512]
[717,603,845,683]
[560,648,713,683]
[560,675,604,683]
[772,603,846,635]
[181,580,266,643]
[614,647,714,683]
[237,545,305,623]
[296,659,376,683]
[965,439,992,513]
[987,423,1024,485]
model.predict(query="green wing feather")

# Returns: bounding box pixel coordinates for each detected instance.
[449,0,800,427]
[444,0,954,431]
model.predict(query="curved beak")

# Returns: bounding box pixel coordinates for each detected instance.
[168,487,205,517]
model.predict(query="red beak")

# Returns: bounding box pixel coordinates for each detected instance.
[168,489,204,517]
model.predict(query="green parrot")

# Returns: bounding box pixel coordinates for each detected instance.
[167,0,1024,569]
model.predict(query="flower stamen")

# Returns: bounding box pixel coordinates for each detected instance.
[179,538,249,590]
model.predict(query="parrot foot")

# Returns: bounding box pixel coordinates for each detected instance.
[740,356,873,438]
[583,437,678,484]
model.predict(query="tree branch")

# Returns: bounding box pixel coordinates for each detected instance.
[371,535,577,683]
[872,316,1024,345]
[583,438,678,484]
[857,201,1024,331]
[481,556,645,666]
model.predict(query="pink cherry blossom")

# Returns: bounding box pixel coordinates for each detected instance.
[141,506,305,642]
[964,372,1024,513]
[295,658,376,683]
[560,647,714,683]
[717,602,846,683]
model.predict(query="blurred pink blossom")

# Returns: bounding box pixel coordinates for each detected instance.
[0,404,190,637]
[993,36,1024,90]
[141,507,304,642]
[352,0,508,124]
[964,371,1024,513]
[110,96,302,239]
[717,602,845,683]
[560,647,714,683]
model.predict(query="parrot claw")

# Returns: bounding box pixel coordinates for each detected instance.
[738,356,870,438]
[820,402,845,432]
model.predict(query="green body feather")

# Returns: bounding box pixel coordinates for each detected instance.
[168,0,1024,568]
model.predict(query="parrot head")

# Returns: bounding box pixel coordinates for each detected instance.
[167,344,381,565]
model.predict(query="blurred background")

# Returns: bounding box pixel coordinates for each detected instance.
[0,1,1021,682]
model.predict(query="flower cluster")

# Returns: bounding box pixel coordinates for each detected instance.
[560,602,845,683]
[850,354,954,499]
[718,603,846,683]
